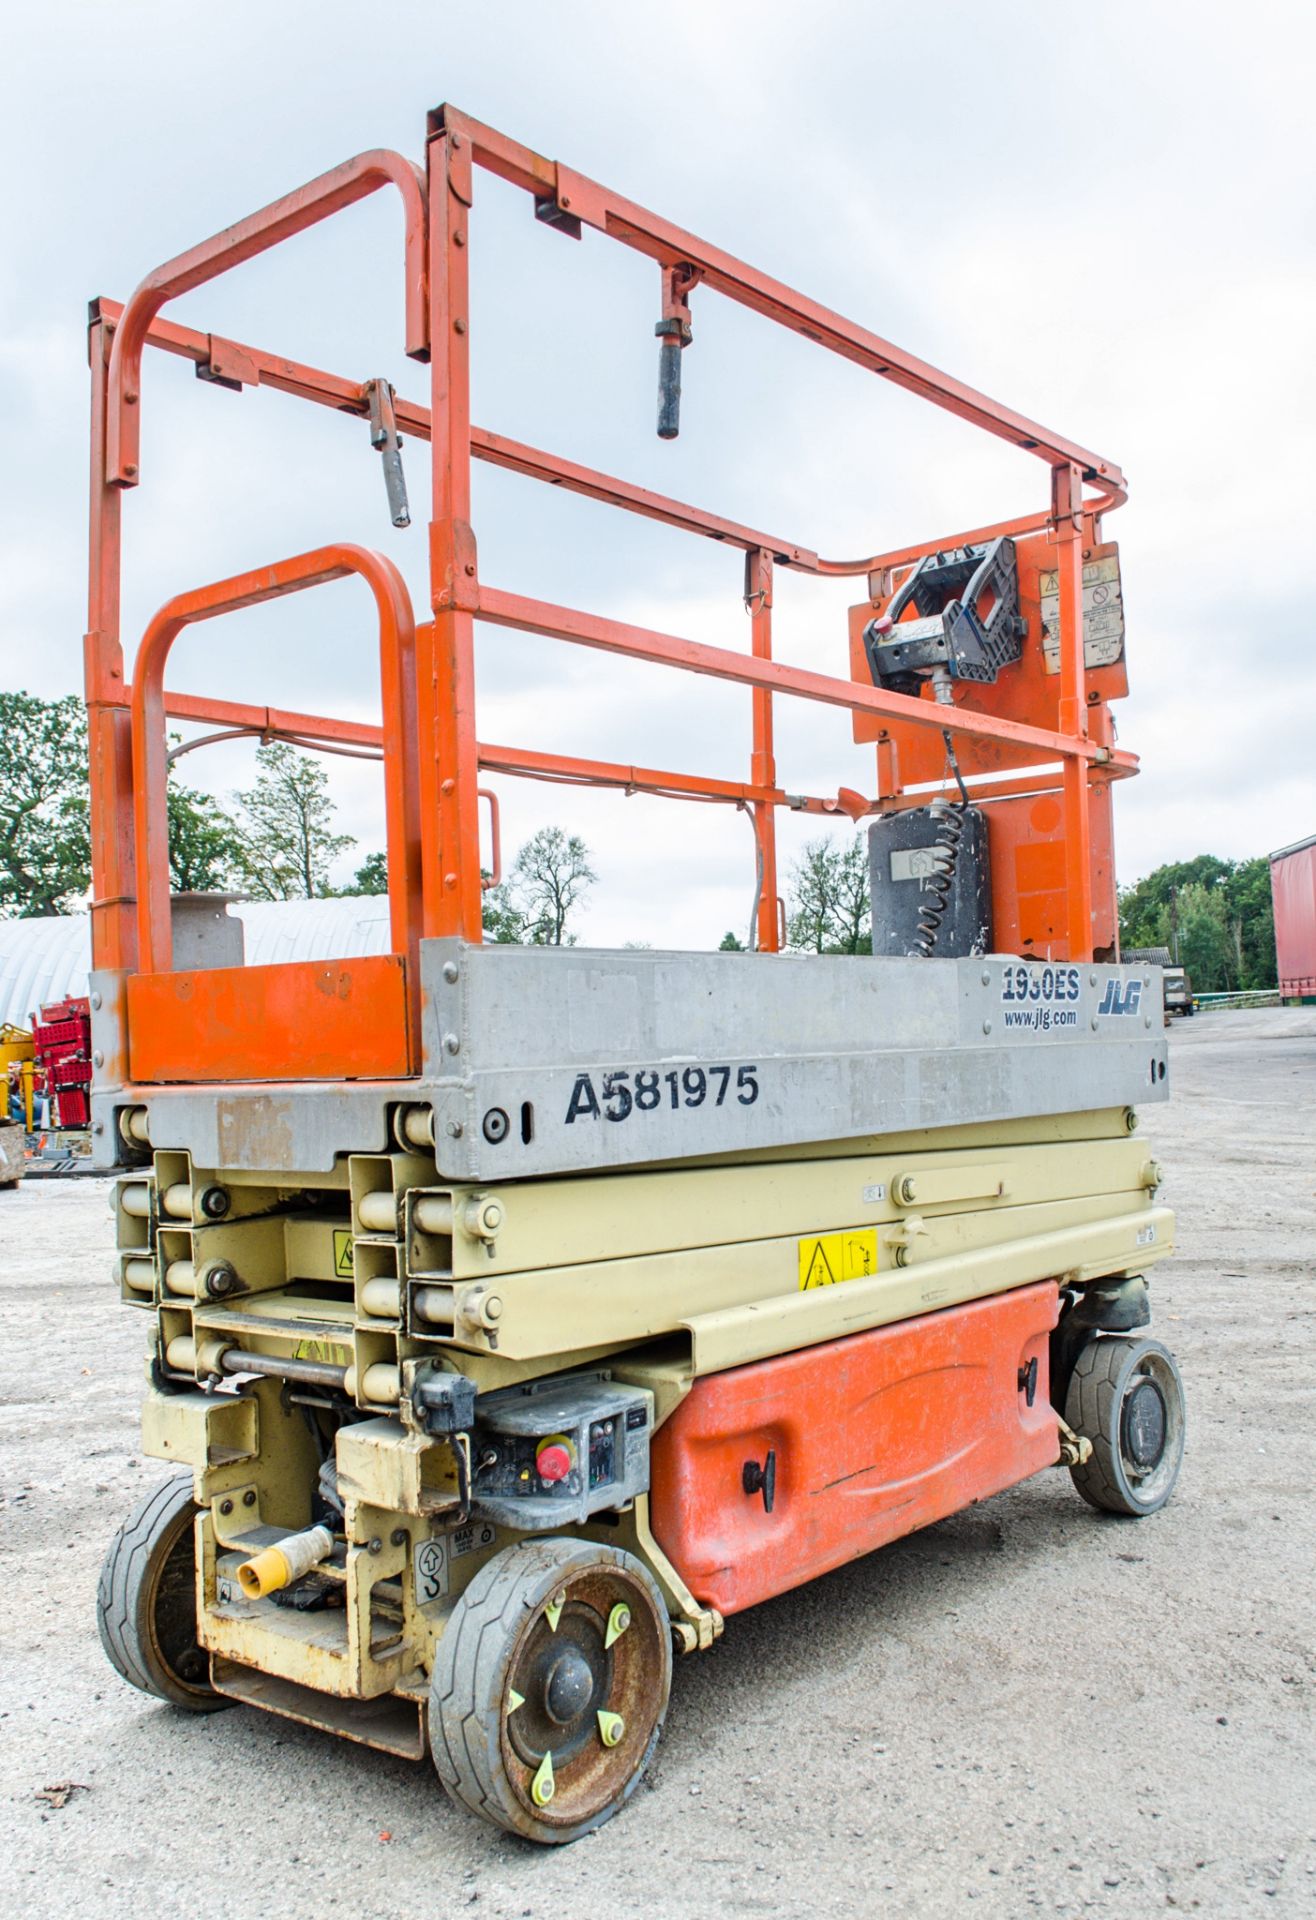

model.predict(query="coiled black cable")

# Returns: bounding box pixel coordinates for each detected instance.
[914,800,964,956]
[913,728,972,959]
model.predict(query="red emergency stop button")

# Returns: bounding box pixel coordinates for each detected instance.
[536,1440,573,1484]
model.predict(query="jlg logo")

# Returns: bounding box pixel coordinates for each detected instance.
[1097,978,1142,1017]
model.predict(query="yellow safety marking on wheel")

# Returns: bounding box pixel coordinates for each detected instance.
[797,1227,879,1291]
[544,1593,565,1632]
[332,1229,354,1278]
[604,1603,631,1649]
[530,1750,555,1806]
[507,1688,525,1715]
[597,1709,625,1748]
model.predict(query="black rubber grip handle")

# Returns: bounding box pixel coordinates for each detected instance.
[657,337,682,440]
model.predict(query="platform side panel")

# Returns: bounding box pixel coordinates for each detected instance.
[103,948,1165,1176]
[422,943,1167,1180]
[126,956,414,1084]
[649,1280,1059,1616]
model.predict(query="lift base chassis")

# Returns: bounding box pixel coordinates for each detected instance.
[110,956,1183,1812]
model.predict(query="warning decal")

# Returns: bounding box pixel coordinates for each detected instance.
[1038,546,1125,675]
[797,1228,879,1291]
[332,1229,355,1279]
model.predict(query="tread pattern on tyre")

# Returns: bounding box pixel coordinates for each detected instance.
[96,1471,223,1710]
[1065,1335,1181,1515]
[430,1536,668,1842]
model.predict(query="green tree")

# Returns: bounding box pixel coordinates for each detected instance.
[232,741,354,900]
[786,835,871,954]
[0,692,92,916]
[1168,882,1234,991]
[510,827,597,946]
[1223,857,1276,990]
[1118,853,1276,992]
[787,839,836,952]
[1118,855,1232,955]
[718,930,745,950]
[1,693,263,913]
[166,775,244,892]
[830,837,872,955]
[350,851,389,896]
[481,875,525,943]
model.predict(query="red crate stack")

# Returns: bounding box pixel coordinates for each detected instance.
[56,1089,92,1127]
[31,996,93,1130]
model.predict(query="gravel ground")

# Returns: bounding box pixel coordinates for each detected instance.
[2,1008,1313,1918]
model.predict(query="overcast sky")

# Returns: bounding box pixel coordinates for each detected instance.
[2,1,1312,946]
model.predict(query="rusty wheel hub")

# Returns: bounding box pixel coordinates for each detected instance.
[500,1562,666,1828]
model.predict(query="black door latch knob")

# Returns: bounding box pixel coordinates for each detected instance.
[742,1448,777,1513]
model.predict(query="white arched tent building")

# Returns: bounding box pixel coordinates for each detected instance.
[0,898,392,1032]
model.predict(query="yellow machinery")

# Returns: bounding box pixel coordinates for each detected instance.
[2,1023,36,1143]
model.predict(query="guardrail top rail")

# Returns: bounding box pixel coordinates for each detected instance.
[86,104,1131,1085]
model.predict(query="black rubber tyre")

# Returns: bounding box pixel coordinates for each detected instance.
[96,1473,227,1711]
[430,1537,672,1844]
[1065,1335,1185,1516]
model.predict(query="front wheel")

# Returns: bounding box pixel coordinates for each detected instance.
[430,1537,672,1843]
[1065,1336,1185,1516]
[97,1473,226,1710]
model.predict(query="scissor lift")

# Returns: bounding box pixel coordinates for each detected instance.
[89,107,1185,1843]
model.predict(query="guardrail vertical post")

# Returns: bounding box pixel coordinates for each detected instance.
[1053,461,1094,961]
[746,548,779,951]
[425,122,484,940]
[85,310,138,973]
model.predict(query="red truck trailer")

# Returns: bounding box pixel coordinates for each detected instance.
[1270,834,1316,1003]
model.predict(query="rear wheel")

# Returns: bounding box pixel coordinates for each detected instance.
[97,1473,226,1710]
[1065,1335,1185,1516]
[430,1537,672,1843]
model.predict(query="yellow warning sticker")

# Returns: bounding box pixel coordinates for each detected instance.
[295,1337,347,1364]
[332,1228,355,1279]
[797,1228,879,1290]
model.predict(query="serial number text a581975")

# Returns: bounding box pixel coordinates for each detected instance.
[564,1064,760,1125]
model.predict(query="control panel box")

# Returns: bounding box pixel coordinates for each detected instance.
[470,1372,653,1528]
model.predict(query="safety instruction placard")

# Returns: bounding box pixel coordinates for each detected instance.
[414,1521,497,1606]
[1038,547,1124,674]
[332,1229,355,1278]
[797,1228,879,1290]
